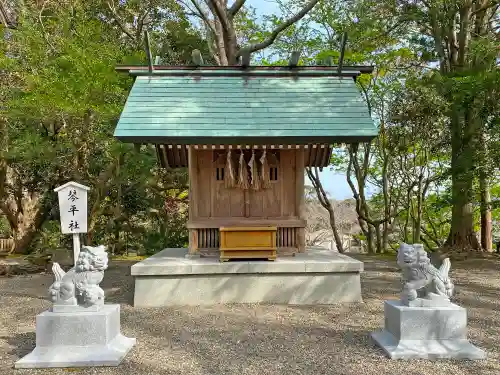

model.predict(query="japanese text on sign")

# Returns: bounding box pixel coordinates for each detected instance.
[68,189,79,202]
[54,182,89,234]
[67,190,81,231]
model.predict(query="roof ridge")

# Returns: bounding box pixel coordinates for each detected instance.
[116,65,374,78]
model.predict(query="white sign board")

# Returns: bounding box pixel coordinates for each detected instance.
[54,181,90,234]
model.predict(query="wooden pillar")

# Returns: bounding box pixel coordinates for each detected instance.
[295,148,306,253]
[189,229,199,254]
[188,146,199,254]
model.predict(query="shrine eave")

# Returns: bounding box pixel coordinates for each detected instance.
[114,134,376,144]
[151,144,336,169]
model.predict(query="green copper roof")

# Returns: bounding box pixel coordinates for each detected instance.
[114,72,377,144]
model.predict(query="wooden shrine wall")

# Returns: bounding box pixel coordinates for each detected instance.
[187,147,306,255]
[191,149,298,219]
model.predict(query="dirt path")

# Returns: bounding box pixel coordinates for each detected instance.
[0,255,498,375]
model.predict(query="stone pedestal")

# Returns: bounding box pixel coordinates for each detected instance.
[132,247,364,306]
[15,304,136,368]
[371,300,486,360]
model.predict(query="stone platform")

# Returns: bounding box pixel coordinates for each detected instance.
[371,300,486,360]
[15,304,136,368]
[131,247,363,307]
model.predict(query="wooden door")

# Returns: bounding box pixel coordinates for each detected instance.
[203,149,286,219]
[211,150,245,218]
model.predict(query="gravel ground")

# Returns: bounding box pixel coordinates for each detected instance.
[0,255,499,375]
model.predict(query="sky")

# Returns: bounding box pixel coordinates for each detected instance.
[248,0,279,14]
[246,0,372,200]
[312,170,357,200]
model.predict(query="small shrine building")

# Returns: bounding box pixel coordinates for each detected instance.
[114,60,377,262]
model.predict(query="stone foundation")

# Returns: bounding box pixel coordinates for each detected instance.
[371,300,486,360]
[132,247,364,306]
[15,304,136,368]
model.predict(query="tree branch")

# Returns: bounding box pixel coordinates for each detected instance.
[207,0,231,44]
[106,0,135,41]
[306,166,346,253]
[361,142,371,181]
[472,0,500,16]
[423,203,446,245]
[37,1,57,51]
[135,9,151,45]
[419,231,435,250]
[238,0,320,56]
[206,0,240,63]
[185,0,217,36]
[306,167,330,208]
[206,31,222,64]
[346,147,369,236]
[358,81,372,116]
[228,0,246,17]
[0,0,14,28]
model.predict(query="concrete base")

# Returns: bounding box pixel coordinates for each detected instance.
[371,300,486,360]
[15,304,136,368]
[131,247,364,306]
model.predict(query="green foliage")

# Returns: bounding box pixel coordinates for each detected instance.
[1,0,498,256]
[275,0,499,252]
[1,2,133,185]
[0,1,203,255]
[0,216,11,237]
[30,221,71,254]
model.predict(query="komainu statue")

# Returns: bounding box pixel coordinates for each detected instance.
[48,245,108,309]
[397,243,454,307]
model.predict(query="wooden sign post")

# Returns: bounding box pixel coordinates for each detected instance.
[54,181,90,266]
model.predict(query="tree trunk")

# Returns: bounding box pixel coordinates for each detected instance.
[403,195,411,243]
[13,223,42,254]
[305,167,344,253]
[444,111,480,251]
[11,198,51,254]
[346,144,375,253]
[382,221,389,252]
[413,173,424,243]
[366,225,374,254]
[327,207,345,253]
[381,191,391,253]
[479,173,493,251]
[433,3,495,252]
[381,155,390,253]
[198,0,321,66]
[374,223,382,254]
[446,179,480,251]
[113,153,124,254]
[478,125,493,251]
[357,216,371,251]
[0,0,16,28]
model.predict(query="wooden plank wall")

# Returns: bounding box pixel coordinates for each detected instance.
[190,148,306,254]
[280,150,296,217]
[197,150,212,217]
[194,227,300,254]
[193,149,299,219]
[0,238,14,253]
